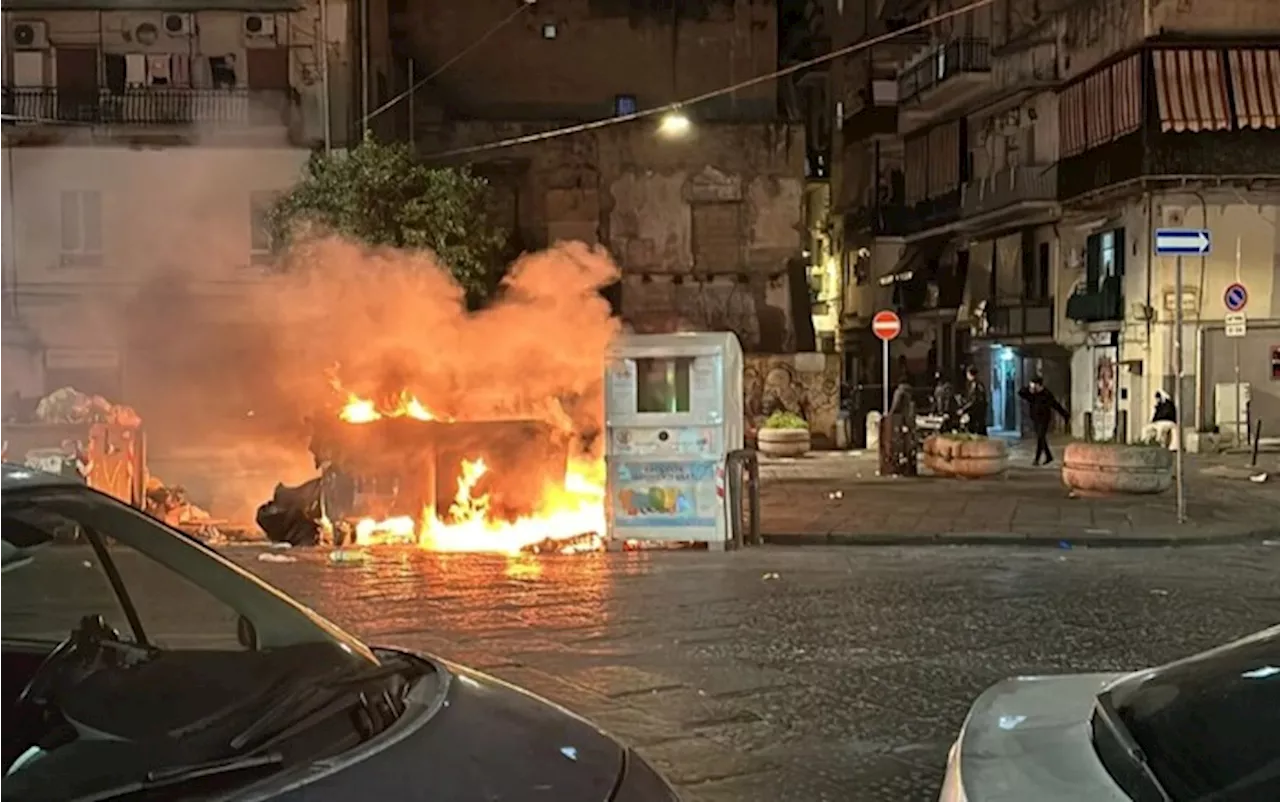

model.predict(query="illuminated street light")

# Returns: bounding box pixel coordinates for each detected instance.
[658,110,691,137]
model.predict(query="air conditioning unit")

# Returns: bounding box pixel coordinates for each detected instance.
[10,21,49,49]
[163,13,194,36]
[243,14,276,39]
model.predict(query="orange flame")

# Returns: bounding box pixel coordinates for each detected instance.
[337,389,445,423]
[353,457,606,554]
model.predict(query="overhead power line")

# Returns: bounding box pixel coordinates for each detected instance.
[361,1,534,128]
[422,0,996,160]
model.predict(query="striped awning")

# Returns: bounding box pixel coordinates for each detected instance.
[1153,49,1232,133]
[1058,80,1087,157]
[1227,48,1280,130]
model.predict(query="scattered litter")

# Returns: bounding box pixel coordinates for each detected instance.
[1249,473,1269,483]
[762,572,781,580]
[1263,540,1279,547]
[1058,541,1072,550]
[827,490,844,500]
[328,549,370,564]
[1084,529,1112,535]
[269,541,293,550]
[559,746,578,761]
[258,552,297,563]
[1150,588,1169,596]
[81,561,92,569]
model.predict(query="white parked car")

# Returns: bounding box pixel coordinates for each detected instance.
[939,625,1279,802]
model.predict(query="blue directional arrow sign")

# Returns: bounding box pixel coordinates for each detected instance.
[1154,228,1212,256]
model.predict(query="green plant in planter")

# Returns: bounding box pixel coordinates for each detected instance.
[763,411,809,430]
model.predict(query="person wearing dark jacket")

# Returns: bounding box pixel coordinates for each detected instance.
[1018,377,1070,465]
[958,366,989,435]
[1143,390,1178,448]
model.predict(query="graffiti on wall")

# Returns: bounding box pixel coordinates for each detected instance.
[744,353,840,445]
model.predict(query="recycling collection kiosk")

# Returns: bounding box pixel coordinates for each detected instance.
[603,332,744,549]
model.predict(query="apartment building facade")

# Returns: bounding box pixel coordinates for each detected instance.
[832,0,1280,442]
[1,0,374,405]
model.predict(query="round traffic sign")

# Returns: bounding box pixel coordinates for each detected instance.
[1224,282,1248,312]
[872,310,902,341]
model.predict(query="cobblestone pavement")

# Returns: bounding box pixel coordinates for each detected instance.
[230,544,1280,801]
[759,448,1280,546]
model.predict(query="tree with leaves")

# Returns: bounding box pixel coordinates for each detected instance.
[268,134,508,304]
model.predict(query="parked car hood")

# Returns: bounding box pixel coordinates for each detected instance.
[947,672,1132,802]
[270,656,624,802]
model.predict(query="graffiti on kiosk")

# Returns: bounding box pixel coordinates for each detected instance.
[618,486,693,517]
[614,461,715,524]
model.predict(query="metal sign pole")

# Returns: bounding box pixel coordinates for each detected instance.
[1173,255,1186,524]
[1234,237,1242,446]
[882,338,890,414]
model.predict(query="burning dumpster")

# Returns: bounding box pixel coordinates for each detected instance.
[309,416,569,526]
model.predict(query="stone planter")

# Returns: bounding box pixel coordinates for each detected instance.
[1061,442,1173,495]
[922,434,1009,478]
[757,427,811,458]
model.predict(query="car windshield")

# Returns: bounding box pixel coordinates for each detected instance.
[0,482,418,802]
[1093,626,1280,802]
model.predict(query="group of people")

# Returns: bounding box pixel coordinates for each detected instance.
[883,365,1181,466]
[925,368,1068,466]
[926,367,993,437]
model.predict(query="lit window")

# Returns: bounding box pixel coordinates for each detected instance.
[541,23,557,39]
[1100,231,1116,277]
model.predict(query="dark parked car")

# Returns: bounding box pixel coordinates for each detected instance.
[0,463,678,801]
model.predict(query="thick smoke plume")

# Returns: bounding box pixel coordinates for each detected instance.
[123,237,621,516]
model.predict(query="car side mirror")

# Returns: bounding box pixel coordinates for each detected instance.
[237,615,259,650]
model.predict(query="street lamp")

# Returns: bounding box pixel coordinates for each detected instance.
[658,110,691,137]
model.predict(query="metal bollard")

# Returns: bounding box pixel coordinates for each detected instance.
[725,449,761,548]
[1252,420,1263,468]
[1083,411,1094,442]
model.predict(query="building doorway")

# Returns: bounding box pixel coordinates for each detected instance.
[989,345,1020,433]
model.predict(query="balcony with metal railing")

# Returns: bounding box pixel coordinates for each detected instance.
[3,87,294,132]
[898,37,991,121]
[1065,276,1124,324]
[959,164,1058,230]
[977,298,1055,341]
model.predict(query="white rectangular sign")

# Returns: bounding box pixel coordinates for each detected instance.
[1225,312,1247,338]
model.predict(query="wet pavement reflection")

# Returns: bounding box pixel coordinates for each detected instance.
[229,544,1280,801]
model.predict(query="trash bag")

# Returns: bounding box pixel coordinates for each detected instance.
[256,478,326,547]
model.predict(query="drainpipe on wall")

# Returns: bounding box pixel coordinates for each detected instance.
[1191,190,1209,430]
[3,145,17,319]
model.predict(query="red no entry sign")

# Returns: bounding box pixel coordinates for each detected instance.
[872,310,902,341]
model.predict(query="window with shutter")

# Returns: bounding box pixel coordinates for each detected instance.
[690,203,742,272]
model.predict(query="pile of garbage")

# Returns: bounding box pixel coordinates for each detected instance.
[34,387,143,427]
[256,476,357,548]
[143,476,214,528]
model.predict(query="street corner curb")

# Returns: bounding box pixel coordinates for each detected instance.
[758,528,1280,549]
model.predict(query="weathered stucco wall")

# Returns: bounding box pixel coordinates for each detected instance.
[744,352,841,447]
[398,0,777,121]
[424,121,807,351]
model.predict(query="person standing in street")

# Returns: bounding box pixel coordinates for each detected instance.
[958,366,989,435]
[1018,377,1070,466]
[931,371,957,432]
[1142,390,1178,449]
